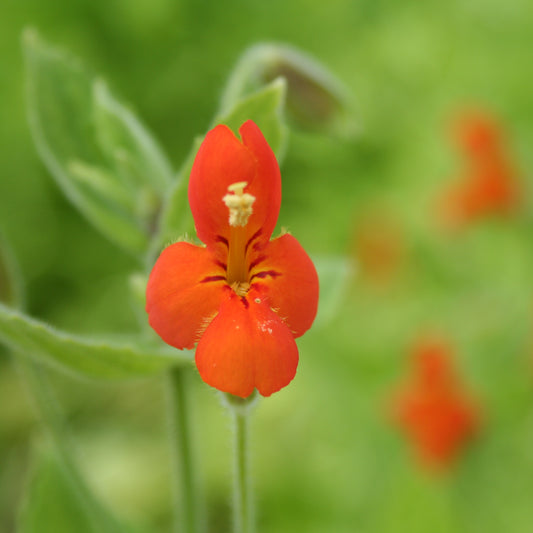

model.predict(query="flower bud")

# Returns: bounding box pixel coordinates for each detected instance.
[220,44,359,139]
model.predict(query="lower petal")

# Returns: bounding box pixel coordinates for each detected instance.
[250,234,319,337]
[146,242,226,349]
[195,288,299,397]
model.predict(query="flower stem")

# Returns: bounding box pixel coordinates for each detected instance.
[231,401,254,533]
[167,367,203,533]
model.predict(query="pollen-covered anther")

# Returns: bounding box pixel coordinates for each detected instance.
[223,181,256,227]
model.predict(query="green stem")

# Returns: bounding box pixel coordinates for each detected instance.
[232,407,254,533]
[167,367,202,533]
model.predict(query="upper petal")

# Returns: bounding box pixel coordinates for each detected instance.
[249,233,319,337]
[195,287,299,398]
[146,242,227,349]
[239,120,282,241]
[188,120,281,249]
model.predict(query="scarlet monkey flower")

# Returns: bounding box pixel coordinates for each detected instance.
[390,338,480,469]
[440,111,521,227]
[146,121,319,398]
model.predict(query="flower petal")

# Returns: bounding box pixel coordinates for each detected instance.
[188,120,281,249]
[239,120,281,242]
[146,242,226,349]
[195,288,299,397]
[188,124,255,247]
[249,234,319,337]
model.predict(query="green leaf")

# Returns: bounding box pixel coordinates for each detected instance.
[23,29,174,254]
[92,79,172,195]
[0,233,24,308]
[0,302,190,380]
[149,136,201,260]
[16,359,145,533]
[17,444,144,533]
[216,77,288,160]
[19,448,104,533]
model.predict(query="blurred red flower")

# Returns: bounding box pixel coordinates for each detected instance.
[390,338,480,469]
[351,208,405,286]
[146,120,319,398]
[440,111,521,227]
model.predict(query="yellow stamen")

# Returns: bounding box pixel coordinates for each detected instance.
[223,181,255,227]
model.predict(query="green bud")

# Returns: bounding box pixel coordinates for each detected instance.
[220,43,359,139]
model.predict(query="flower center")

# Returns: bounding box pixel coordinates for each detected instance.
[231,281,250,297]
[223,181,256,288]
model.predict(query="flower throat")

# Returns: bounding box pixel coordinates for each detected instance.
[223,182,256,293]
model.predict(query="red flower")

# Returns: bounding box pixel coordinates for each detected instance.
[390,338,480,469]
[146,121,319,398]
[439,111,520,227]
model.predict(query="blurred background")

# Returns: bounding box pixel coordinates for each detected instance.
[1,0,533,532]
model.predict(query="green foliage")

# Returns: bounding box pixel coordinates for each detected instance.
[0,2,531,532]
[17,443,142,533]
[23,29,174,255]
[0,234,23,308]
[216,77,288,159]
[18,449,101,533]
[151,135,202,256]
[0,303,189,380]
[219,43,358,139]
[16,358,134,533]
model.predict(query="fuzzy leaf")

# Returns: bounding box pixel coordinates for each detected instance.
[150,136,201,259]
[23,29,173,254]
[0,302,190,380]
[216,77,288,159]
[92,79,172,195]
